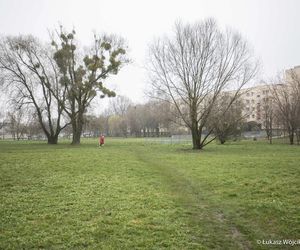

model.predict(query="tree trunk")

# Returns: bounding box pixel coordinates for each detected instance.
[72,124,82,144]
[47,135,58,144]
[220,138,226,144]
[156,127,160,137]
[289,133,294,145]
[191,122,202,149]
[269,128,273,144]
[72,131,81,144]
[71,113,83,145]
[191,131,201,149]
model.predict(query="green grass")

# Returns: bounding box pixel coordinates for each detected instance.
[0,139,299,249]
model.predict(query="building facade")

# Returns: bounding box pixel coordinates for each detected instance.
[240,84,271,126]
[240,65,300,128]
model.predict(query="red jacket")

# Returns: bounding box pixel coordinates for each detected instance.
[99,136,105,144]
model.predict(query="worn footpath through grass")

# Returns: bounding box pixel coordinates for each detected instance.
[0,139,299,249]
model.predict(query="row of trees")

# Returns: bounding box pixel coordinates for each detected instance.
[0,19,259,149]
[1,19,298,149]
[0,95,179,140]
[2,78,298,146]
[0,107,52,140]
[81,94,245,143]
[0,28,128,144]
[82,96,174,138]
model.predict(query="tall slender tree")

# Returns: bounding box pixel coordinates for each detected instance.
[271,69,300,145]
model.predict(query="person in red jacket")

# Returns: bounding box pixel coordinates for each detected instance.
[99,134,105,147]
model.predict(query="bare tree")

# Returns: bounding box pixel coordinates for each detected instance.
[108,115,125,137]
[109,95,132,137]
[151,101,173,136]
[289,69,300,145]
[148,19,258,149]
[26,112,44,139]
[6,107,31,140]
[271,69,300,145]
[261,95,275,144]
[104,99,175,137]
[126,105,145,137]
[0,35,69,144]
[100,108,113,136]
[208,94,244,144]
[110,95,132,116]
[141,101,173,137]
[125,102,164,137]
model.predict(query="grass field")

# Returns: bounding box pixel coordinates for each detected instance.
[0,139,299,249]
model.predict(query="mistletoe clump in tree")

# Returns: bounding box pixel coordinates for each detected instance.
[52,28,128,144]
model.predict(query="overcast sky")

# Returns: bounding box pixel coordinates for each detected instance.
[0,0,299,109]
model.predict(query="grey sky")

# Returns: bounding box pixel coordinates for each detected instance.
[0,0,299,105]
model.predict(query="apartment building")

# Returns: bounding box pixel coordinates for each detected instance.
[240,84,271,125]
[240,65,300,127]
[285,65,300,82]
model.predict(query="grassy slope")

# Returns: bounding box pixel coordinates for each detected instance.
[0,139,299,249]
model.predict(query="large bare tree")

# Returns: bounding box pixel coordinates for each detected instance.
[0,36,69,144]
[147,19,258,149]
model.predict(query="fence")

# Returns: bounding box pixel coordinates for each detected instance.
[144,134,192,144]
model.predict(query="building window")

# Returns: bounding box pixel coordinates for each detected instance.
[257,95,260,97]
[252,114,255,118]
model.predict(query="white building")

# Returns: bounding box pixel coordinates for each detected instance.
[240,84,271,125]
[240,65,300,128]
